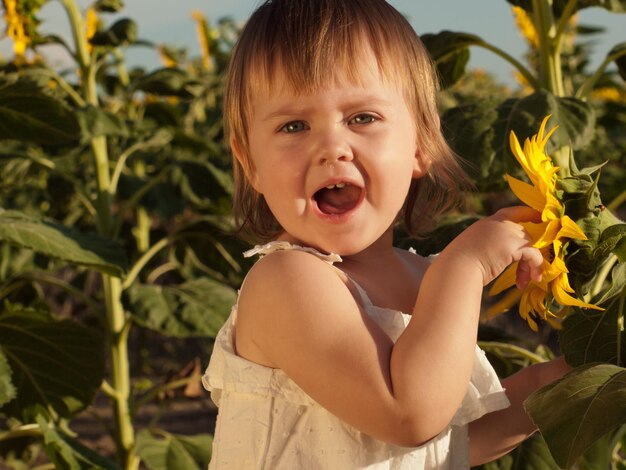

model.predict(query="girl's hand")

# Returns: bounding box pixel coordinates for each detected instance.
[447,206,543,287]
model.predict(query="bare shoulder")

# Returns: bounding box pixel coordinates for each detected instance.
[241,248,349,300]
[235,249,361,367]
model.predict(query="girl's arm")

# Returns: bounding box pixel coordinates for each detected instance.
[468,356,572,465]
[236,206,543,446]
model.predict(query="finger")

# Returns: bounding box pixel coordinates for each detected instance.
[496,206,542,223]
[515,247,544,289]
[516,262,531,289]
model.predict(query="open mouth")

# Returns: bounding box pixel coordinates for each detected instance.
[313,183,363,215]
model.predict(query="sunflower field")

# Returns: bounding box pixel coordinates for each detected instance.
[0,0,625,469]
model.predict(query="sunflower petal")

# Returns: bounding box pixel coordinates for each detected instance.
[505,175,546,213]
[557,215,588,241]
[539,120,558,150]
[519,291,540,331]
[520,221,548,245]
[545,315,563,330]
[529,284,550,318]
[551,251,568,273]
[534,219,561,249]
[489,263,517,296]
[509,131,534,177]
[558,270,576,292]
[551,281,604,310]
[485,289,522,318]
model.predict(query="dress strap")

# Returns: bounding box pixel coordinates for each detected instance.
[243,241,342,264]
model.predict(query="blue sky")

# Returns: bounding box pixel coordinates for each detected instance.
[1,0,624,86]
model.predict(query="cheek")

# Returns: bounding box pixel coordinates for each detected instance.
[255,162,308,221]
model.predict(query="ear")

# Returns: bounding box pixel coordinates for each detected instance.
[231,137,262,193]
[412,149,431,179]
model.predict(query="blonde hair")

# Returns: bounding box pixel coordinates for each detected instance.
[225,0,471,242]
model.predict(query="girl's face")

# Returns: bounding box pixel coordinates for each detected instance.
[238,50,429,255]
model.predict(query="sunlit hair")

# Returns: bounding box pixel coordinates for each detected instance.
[225,0,472,243]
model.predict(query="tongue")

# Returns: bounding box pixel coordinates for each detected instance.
[316,186,361,215]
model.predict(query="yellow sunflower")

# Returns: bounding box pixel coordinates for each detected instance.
[85,7,100,54]
[486,115,603,331]
[3,0,30,59]
[192,10,213,72]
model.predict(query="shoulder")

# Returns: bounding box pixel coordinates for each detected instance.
[243,248,348,293]
[240,249,355,311]
[235,249,359,366]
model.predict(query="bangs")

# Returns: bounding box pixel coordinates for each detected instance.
[239,0,417,100]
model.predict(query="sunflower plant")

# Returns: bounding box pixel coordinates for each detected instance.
[420,0,626,468]
[0,1,240,469]
[483,114,626,466]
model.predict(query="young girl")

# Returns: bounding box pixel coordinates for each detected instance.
[203,0,570,468]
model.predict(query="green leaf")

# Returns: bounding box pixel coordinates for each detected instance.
[478,433,559,470]
[170,160,233,210]
[175,217,247,285]
[134,68,202,98]
[560,171,606,251]
[560,297,626,366]
[144,101,182,127]
[39,417,121,470]
[76,105,129,139]
[517,93,596,150]
[0,307,105,419]
[127,278,236,338]
[136,430,212,470]
[577,0,626,13]
[0,348,16,407]
[576,432,615,470]
[442,91,596,190]
[595,262,626,305]
[0,209,128,276]
[38,415,122,470]
[525,363,626,469]
[421,31,477,88]
[594,224,626,260]
[94,0,124,13]
[613,43,626,81]
[136,430,168,469]
[507,0,626,15]
[90,18,137,47]
[0,75,80,145]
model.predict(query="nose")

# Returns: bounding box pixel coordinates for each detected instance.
[315,128,353,167]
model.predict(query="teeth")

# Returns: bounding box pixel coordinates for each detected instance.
[325,183,346,189]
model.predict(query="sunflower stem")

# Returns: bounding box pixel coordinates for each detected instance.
[532,0,565,97]
[553,0,577,50]
[58,1,137,467]
[607,190,626,213]
[470,39,541,91]
[576,47,626,99]
[477,341,547,364]
[617,287,626,367]
[589,254,619,301]
[552,147,571,177]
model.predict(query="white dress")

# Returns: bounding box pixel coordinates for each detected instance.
[203,242,510,469]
